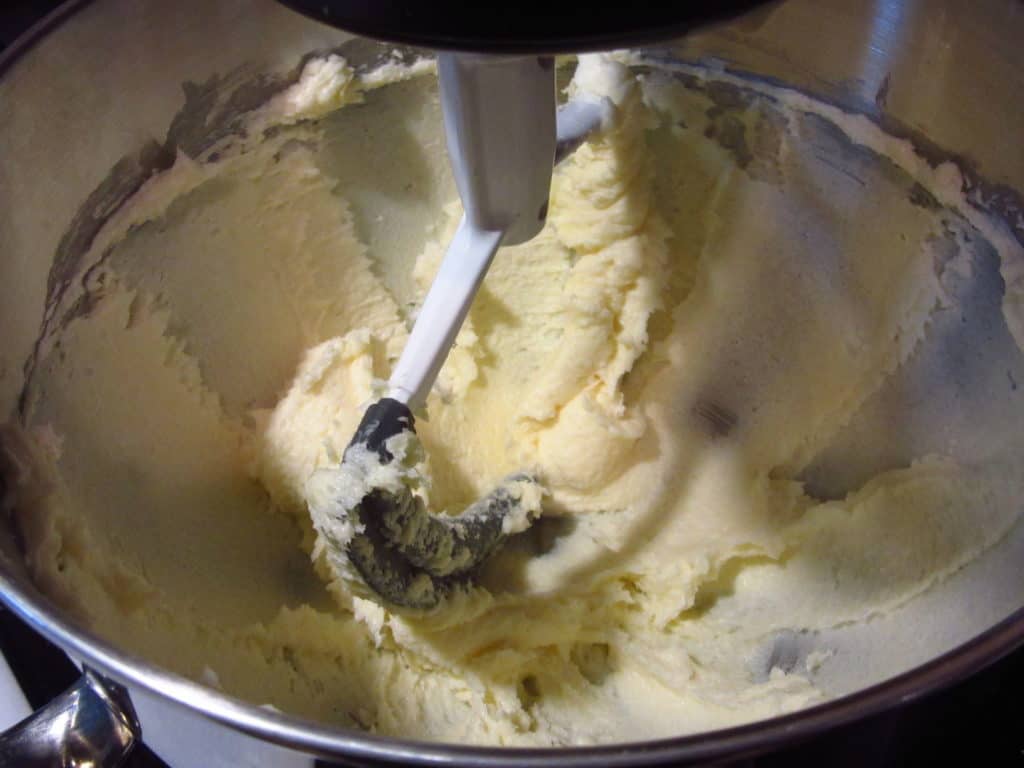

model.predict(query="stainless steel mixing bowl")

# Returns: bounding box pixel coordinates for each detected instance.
[0,0,1022,764]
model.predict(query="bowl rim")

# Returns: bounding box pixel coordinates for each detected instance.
[3,561,1022,766]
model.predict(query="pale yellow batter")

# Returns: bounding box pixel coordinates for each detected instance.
[2,52,1023,745]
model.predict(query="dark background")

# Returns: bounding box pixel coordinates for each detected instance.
[1,1,1022,766]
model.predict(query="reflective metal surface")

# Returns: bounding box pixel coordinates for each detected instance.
[0,0,1022,765]
[666,0,1024,194]
[0,669,139,767]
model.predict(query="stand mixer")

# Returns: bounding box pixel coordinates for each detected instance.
[276,1,770,614]
[277,1,773,609]
[3,1,1023,764]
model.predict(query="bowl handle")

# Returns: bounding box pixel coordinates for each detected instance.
[0,668,139,767]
